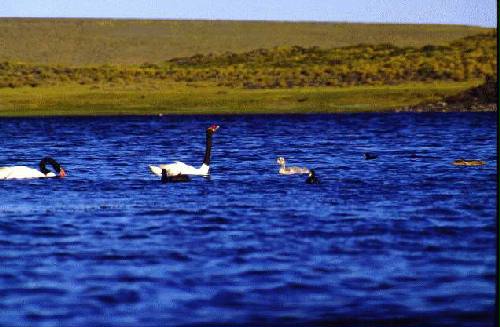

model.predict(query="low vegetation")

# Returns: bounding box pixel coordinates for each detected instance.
[167,32,496,89]
[0,32,496,90]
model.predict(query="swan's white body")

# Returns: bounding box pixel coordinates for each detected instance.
[149,162,210,177]
[0,166,56,180]
[150,124,219,178]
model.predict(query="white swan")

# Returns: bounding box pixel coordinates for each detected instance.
[0,157,66,180]
[149,124,219,177]
[277,157,310,175]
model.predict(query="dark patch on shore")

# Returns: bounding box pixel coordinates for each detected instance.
[396,77,498,113]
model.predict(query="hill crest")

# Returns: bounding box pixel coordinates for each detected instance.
[0,18,492,65]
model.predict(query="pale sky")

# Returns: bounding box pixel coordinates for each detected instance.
[0,0,497,27]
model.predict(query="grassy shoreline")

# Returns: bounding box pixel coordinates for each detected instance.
[0,81,482,117]
[1,27,494,117]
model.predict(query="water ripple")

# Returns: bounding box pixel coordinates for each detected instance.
[0,113,496,327]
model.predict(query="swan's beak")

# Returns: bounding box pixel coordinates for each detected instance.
[59,168,66,178]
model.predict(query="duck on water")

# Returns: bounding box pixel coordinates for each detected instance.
[452,159,486,166]
[277,157,309,175]
[0,157,66,180]
[150,124,220,177]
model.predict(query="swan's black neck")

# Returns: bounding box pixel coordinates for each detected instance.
[203,130,214,166]
[39,157,61,174]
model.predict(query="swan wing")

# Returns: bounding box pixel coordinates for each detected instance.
[150,161,206,176]
[162,162,192,175]
[279,166,310,175]
[0,166,47,179]
[150,164,185,177]
[158,163,181,176]
[150,162,192,176]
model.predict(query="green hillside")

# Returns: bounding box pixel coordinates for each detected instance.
[0,18,491,65]
[1,32,495,89]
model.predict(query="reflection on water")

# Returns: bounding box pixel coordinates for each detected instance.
[0,113,496,326]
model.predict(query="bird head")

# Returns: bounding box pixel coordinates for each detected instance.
[207,124,220,134]
[40,157,66,177]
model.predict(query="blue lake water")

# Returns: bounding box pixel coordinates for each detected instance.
[0,113,497,327]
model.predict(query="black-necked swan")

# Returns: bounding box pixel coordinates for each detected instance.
[161,169,190,183]
[276,157,309,175]
[0,157,66,180]
[149,124,220,177]
[306,169,320,184]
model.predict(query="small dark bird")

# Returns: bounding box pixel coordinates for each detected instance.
[306,169,320,184]
[364,152,378,160]
[161,169,190,183]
